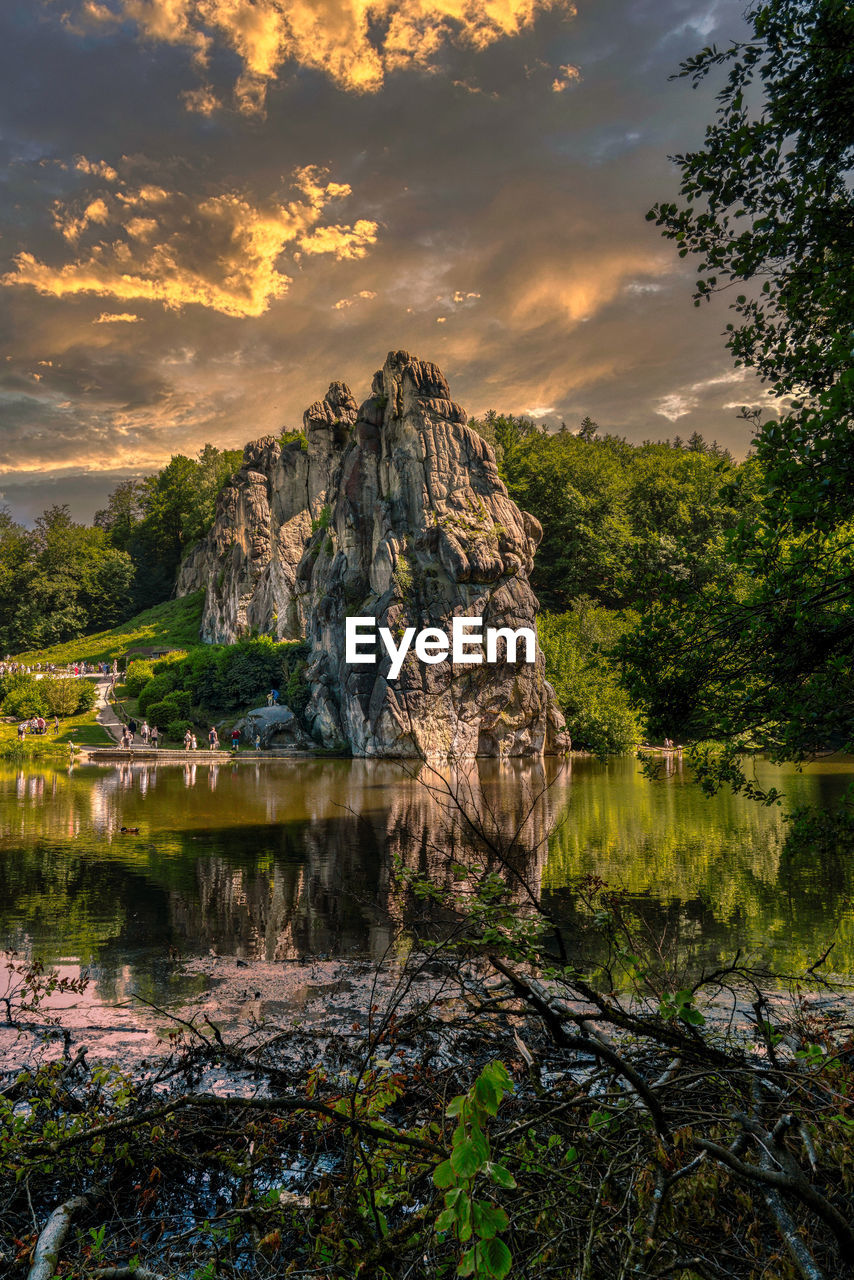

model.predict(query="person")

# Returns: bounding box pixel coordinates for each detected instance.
[266,691,273,707]
[230,726,241,751]
[36,716,45,735]
[208,726,219,751]
[184,729,192,750]
[190,733,198,750]
[270,688,279,705]
[17,722,25,740]
[53,715,59,734]
[128,717,137,735]
[141,721,149,744]
[151,725,159,749]
[254,732,261,751]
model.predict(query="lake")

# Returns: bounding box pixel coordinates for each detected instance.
[2,753,853,1010]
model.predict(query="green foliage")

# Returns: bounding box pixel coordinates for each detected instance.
[145,691,191,727]
[311,504,332,533]
[0,505,134,654]
[539,604,641,754]
[433,1061,515,1279]
[133,637,310,722]
[38,676,82,717]
[626,0,854,786]
[279,428,307,451]
[123,660,156,697]
[137,671,179,715]
[96,444,243,613]
[0,673,45,718]
[15,592,204,668]
[471,415,754,613]
[165,717,194,742]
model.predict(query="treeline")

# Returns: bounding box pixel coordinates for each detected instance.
[0,444,241,653]
[471,412,763,752]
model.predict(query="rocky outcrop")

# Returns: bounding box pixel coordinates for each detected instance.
[178,351,569,759]
[233,705,314,751]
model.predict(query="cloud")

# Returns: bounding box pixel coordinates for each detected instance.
[655,392,697,421]
[68,0,577,109]
[94,312,142,323]
[551,62,580,92]
[180,84,221,115]
[2,162,379,318]
[333,290,377,310]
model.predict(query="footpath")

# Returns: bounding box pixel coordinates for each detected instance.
[94,678,124,744]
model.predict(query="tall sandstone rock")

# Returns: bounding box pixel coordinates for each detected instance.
[177,351,569,759]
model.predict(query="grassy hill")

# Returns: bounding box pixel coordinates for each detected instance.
[16,592,205,667]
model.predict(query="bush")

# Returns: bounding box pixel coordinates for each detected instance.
[0,674,46,719]
[152,650,188,672]
[124,660,155,697]
[138,670,178,715]
[74,680,98,714]
[165,718,193,742]
[40,676,84,717]
[145,691,192,726]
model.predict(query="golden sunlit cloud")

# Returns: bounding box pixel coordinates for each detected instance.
[2,163,379,318]
[551,62,580,91]
[69,0,577,111]
[333,290,377,310]
[93,312,142,323]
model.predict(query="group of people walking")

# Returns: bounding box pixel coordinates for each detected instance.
[120,718,159,750]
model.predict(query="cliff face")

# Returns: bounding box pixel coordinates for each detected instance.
[177,350,568,759]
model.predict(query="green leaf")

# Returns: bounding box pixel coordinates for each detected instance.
[472,1200,509,1240]
[485,1161,516,1188]
[451,1139,481,1180]
[476,1236,512,1279]
[433,1159,456,1189]
[457,1247,476,1276]
[436,1207,456,1233]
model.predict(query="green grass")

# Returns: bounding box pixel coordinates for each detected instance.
[0,708,113,759]
[15,593,205,667]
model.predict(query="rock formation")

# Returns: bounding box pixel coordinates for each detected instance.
[177,350,569,759]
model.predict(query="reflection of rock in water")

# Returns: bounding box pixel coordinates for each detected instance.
[165,759,570,961]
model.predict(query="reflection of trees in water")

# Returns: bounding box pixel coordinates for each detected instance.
[169,758,570,961]
[0,759,569,976]
[543,756,854,972]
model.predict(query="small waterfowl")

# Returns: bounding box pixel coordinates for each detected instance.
[119,826,140,835]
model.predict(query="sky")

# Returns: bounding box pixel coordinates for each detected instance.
[0,0,773,525]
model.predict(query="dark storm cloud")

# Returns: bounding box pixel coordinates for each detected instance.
[0,0,759,523]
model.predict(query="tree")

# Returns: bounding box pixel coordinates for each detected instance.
[624,0,854,792]
[3,507,135,651]
[648,0,854,520]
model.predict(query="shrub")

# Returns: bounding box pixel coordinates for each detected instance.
[152,650,188,673]
[165,718,193,742]
[124,660,155,697]
[73,680,97,714]
[40,676,84,717]
[138,670,178,715]
[0,674,46,719]
[145,691,192,726]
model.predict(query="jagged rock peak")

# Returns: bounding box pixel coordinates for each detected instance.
[177,351,569,759]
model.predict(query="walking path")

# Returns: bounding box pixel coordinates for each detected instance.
[94,678,124,744]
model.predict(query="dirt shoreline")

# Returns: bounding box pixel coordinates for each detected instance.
[4,949,853,1079]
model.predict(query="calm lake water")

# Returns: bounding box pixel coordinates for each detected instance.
[2,754,853,1006]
